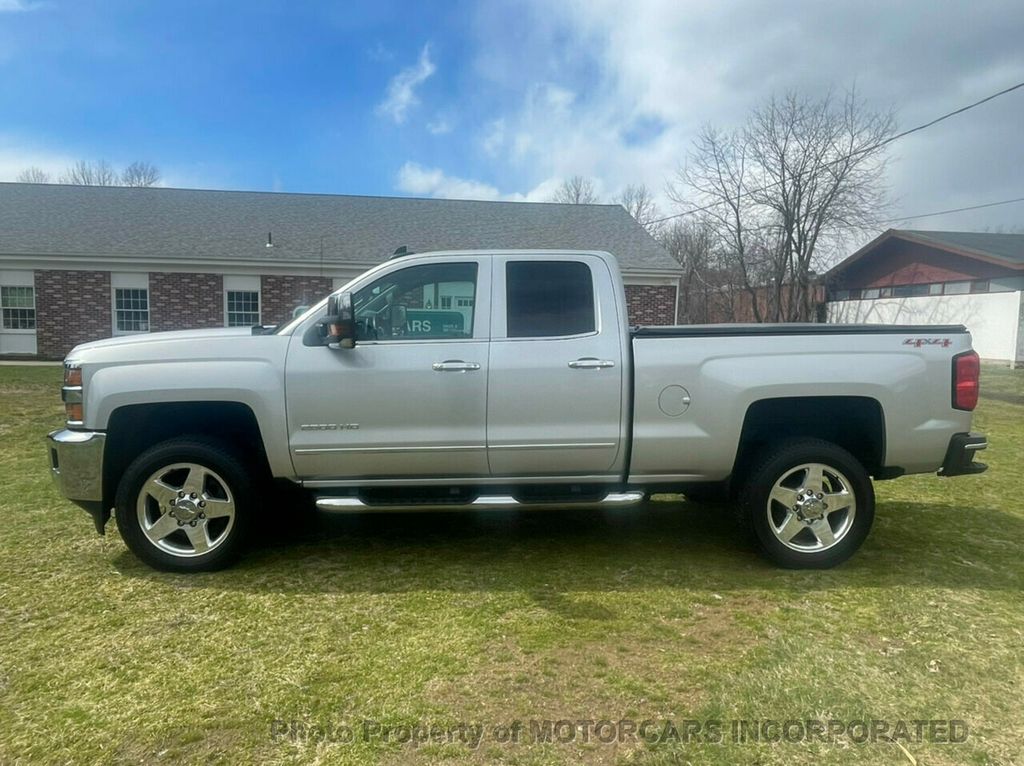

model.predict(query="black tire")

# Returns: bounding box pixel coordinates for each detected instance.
[737,438,874,569]
[114,437,256,572]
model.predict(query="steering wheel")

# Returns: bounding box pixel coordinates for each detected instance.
[355,316,378,340]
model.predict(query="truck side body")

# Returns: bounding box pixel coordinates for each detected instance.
[47,249,987,570]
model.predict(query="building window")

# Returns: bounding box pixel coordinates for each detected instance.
[929,283,944,295]
[893,284,930,298]
[862,288,881,300]
[110,273,150,335]
[1,286,36,330]
[831,289,850,301]
[439,295,475,310]
[224,275,261,327]
[970,280,990,294]
[943,281,971,295]
[878,287,893,298]
[226,290,260,326]
[114,288,150,332]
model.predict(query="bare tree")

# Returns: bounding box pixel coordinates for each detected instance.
[47,159,161,187]
[669,125,769,321]
[61,160,119,186]
[747,89,894,320]
[670,88,895,322]
[617,183,662,235]
[660,218,715,322]
[550,175,600,204]
[16,167,52,183]
[121,161,161,187]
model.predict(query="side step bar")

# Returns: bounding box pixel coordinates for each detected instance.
[315,491,646,514]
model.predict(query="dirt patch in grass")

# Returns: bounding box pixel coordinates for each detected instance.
[980,389,1024,406]
[112,727,247,766]
[415,594,776,764]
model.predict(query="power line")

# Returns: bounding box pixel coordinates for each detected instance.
[881,195,1024,223]
[650,80,1024,225]
[875,81,1024,149]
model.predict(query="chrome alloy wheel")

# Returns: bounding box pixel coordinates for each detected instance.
[765,462,857,552]
[136,462,236,557]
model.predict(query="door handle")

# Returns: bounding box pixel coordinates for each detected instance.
[432,360,481,372]
[568,358,616,369]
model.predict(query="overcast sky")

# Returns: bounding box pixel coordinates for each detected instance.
[1,0,1023,243]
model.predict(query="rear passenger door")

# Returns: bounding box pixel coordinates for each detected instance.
[486,255,625,477]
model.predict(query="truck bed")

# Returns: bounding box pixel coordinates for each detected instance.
[627,323,975,483]
[632,323,969,338]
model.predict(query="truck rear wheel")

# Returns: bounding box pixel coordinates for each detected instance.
[114,438,254,572]
[738,438,874,569]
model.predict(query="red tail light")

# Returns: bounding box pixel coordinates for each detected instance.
[952,350,980,411]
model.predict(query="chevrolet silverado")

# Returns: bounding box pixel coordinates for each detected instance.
[46,249,987,571]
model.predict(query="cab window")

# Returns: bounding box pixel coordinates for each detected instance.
[506,260,595,337]
[352,262,477,340]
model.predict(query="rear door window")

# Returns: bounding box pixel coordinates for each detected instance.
[505,261,596,338]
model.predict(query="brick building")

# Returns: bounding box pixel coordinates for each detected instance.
[0,183,681,358]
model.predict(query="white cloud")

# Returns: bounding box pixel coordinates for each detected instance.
[0,137,75,181]
[397,162,504,200]
[376,44,436,124]
[519,177,566,203]
[461,4,723,210]
[461,0,1024,233]
[366,41,393,63]
[481,119,505,156]
[396,161,569,203]
[426,115,454,135]
[0,0,46,10]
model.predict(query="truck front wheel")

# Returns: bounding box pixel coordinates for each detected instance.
[114,438,254,572]
[738,438,874,569]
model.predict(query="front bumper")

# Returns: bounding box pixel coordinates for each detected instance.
[46,428,108,532]
[938,432,988,477]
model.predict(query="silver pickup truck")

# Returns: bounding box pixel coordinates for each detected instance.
[46,249,987,572]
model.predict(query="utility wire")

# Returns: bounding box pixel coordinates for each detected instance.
[650,80,1024,225]
[881,195,1024,223]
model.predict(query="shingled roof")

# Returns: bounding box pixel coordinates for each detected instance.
[891,229,1024,266]
[0,182,679,272]
[829,228,1024,278]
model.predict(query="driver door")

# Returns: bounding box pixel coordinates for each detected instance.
[285,256,491,480]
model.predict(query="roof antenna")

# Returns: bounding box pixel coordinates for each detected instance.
[266,231,274,248]
[391,245,414,259]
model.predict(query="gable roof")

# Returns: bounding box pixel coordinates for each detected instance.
[829,228,1024,278]
[0,182,679,273]
[892,230,1024,266]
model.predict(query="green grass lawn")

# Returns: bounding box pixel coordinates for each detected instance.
[1,364,1022,765]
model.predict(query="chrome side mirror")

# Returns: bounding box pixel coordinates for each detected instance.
[325,292,355,349]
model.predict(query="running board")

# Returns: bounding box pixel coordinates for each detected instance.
[314,491,645,514]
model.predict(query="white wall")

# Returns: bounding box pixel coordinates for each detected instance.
[828,291,1023,363]
[1017,296,1024,365]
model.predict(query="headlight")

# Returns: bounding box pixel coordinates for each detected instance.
[64,365,82,387]
[63,362,83,424]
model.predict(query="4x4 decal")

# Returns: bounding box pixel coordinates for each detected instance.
[903,338,952,348]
